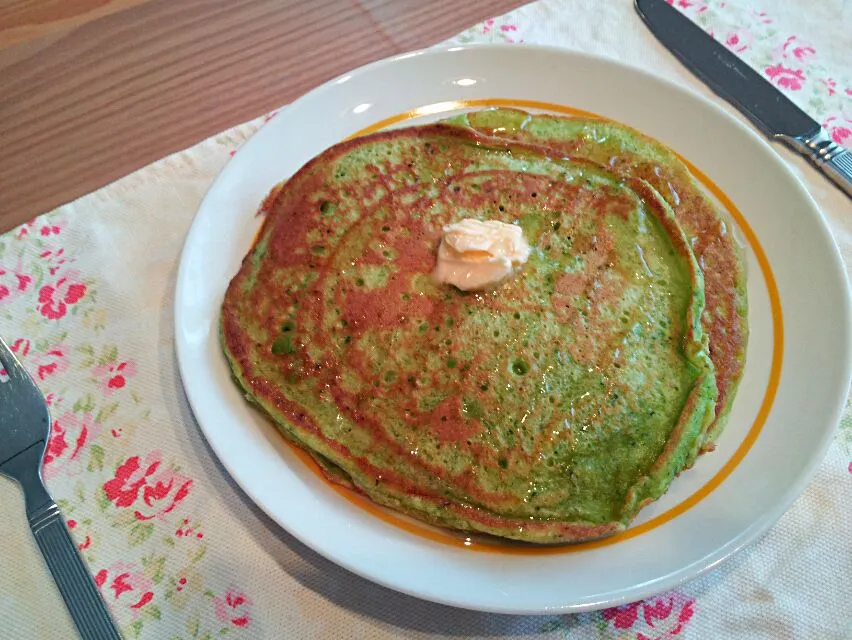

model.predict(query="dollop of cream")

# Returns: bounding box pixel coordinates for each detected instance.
[433,219,531,291]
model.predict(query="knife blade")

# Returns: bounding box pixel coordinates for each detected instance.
[635,0,852,199]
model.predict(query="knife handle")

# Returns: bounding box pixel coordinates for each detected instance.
[824,151,852,198]
[30,501,123,640]
[780,127,852,198]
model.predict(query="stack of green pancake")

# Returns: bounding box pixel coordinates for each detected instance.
[221,108,747,544]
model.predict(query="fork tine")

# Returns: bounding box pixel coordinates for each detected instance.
[0,335,13,364]
[0,336,35,388]
[0,336,20,373]
[0,336,17,375]
[0,334,50,459]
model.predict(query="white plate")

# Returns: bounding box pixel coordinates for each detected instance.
[175,44,852,614]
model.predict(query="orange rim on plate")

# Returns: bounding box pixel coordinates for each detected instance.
[289,98,784,554]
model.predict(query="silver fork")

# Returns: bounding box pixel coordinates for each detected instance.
[0,337,122,639]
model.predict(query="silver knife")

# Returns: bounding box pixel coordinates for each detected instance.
[635,0,852,199]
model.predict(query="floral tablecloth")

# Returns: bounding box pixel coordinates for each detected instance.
[1,0,851,638]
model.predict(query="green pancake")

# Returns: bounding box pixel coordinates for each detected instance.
[442,109,747,447]
[221,118,718,543]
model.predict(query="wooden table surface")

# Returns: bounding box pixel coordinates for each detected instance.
[0,0,524,233]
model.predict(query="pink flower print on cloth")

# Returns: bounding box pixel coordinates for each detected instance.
[39,222,62,237]
[43,410,102,480]
[765,64,806,91]
[820,78,838,97]
[214,586,252,629]
[37,274,87,320]
[67,518,93,552]
[14,220,36,239]
[602,591,696,639]
[0,266,33,304]
[724,28,755,54]
[40,247,69,277]
[824,116,852,147]
[93,360,136,394]
[9,338,31,357]
[103,451,193,521]
[775,35,817,64]
[94,562,155,618]
[7,339,69,382]
[675,0,708,12]
[34,344,70,382]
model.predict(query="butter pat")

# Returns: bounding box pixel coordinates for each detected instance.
[433,219,531,291]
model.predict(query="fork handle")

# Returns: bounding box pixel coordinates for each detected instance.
[30,502,123,640]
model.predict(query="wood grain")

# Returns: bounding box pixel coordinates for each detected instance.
[0,0,150,49]
[0,0,524,233]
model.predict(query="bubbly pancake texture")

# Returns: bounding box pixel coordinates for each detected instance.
[221,117,720,543]
[444,109,747,447]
